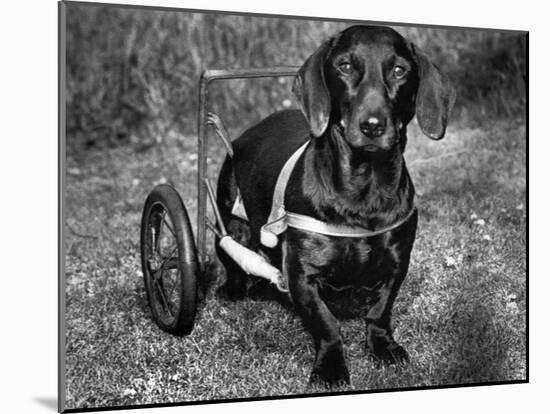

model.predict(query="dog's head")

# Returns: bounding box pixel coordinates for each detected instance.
[292,25,456,152]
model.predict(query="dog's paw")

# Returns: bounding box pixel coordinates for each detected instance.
[309,364,350,387]
[367,343,409,366]
[310,347,351,387]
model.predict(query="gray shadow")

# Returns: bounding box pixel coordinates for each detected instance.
[33,397,58,412]
[436,299,515,383]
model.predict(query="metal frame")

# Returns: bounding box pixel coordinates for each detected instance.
[196,67,299,267]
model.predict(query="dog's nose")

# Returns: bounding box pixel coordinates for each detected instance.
[360,116,386,138]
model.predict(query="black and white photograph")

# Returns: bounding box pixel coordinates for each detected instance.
[58,0,526,411]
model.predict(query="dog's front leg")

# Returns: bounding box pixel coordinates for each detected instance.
[285,234,350,386]
[364,275,409,364]
[291,272,350,385]
[364,214,417,365]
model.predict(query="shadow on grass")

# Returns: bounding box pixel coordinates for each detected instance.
[435,295,514,384]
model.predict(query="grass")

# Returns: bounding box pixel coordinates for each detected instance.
[63,113,526,410]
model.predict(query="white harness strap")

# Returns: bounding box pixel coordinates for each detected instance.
[286,208,416,238]
[233,138,415,248]
[260,140,311,247]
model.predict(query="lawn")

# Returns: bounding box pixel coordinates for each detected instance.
[63,114,526,410]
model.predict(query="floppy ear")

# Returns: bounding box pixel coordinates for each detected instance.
[411,43,456,140]
[292,40,333,138]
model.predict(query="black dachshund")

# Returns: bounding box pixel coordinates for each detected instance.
[215,25,455,385]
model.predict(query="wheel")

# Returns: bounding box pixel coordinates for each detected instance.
[140,184,198,335]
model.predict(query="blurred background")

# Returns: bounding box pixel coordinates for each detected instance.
[65,4,526,155]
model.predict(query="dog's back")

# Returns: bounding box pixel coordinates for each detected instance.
[230,109,309,236]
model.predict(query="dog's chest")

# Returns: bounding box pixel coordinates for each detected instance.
[322,238,379,288]
[285,229,391,289]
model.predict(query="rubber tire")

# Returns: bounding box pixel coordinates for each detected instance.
[140,184,198,336]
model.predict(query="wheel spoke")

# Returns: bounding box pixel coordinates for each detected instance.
[151,244,179,319]
[167,269,180,299]
[154,279,172,317]
[163,218,177,239]
[151,245,176,277]
[159,246,178,269]
[163,257,179,269]
[155,211,167,254]
[149,210,165,258]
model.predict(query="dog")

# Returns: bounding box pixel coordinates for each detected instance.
[215,25,455,385]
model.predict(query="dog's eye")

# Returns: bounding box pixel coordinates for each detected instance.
[338,62,353,74]
[393,65,407,79]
